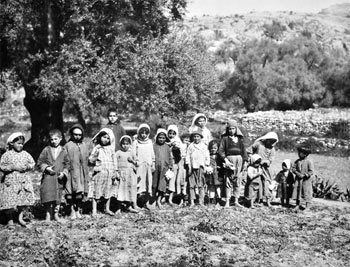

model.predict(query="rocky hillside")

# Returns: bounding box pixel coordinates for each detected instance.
[183,3,350,70]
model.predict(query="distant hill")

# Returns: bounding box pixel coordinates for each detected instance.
[183,3,350,61]
[320,3,350,17]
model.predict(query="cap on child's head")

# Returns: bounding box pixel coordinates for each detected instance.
[190,126,203,138]
[250,154,262,165]
[282,159,291,169]
[120,135,132,145]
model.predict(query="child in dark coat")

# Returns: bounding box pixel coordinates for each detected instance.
[105,108,126,152]
[275,159,294,207]
[37,129,70,222]
[292,145,314,210]
[152,129,173,208]
[205,140,224,206]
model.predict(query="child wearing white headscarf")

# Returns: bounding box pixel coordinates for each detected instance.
[189,113,212,146]
[0,132,35,228]
[89,128,119,216]
[275,159,294,207]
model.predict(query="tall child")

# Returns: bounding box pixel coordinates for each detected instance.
[115,135,138,213]
[185,127,210,207]
[0,133,35,228]
[65,124,92,219]
[247,132,278,207]
[132,124,155,208]
[189,113,212,146]
[218,120,248,208]
[105,108,126,151]
[37,129,70,222]
[205,140,224,206]
[244,154,262,209]
[292,145,314,210]
[167,125,185,206]
[89,128,119,216]
[275,159,294,207]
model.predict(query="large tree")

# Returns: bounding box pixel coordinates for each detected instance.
[1,0,222,158]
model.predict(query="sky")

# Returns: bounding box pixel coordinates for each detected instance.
[186,0,350,17]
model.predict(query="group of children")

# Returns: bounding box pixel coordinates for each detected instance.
[0,110,314,228]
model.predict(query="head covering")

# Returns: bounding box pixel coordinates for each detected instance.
[119,135,132,145]
[297,143,311,155]
[7,132,25,150]
[167,125,179,137]
[190,113,207,128]
[92,128,115,149]
[256,132,279,146]
[282,159,291,169]
[224,120,243,137]
[190,126,203,138]
[250,154,262,165]
[137,123,151,142]
[69,124,84,142]
[155,128,170,143]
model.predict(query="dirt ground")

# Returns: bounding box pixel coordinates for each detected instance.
[1,198,350,267]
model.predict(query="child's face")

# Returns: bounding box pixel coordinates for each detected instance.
[228,127,236,136]
[210,144,218,155]
[157,134,166,145]
[50,134,62,148]
[253,160,261,168]
[168,130,176,140]
[12,139,24,152]
[100,134,110,146]
[298,151,307,159]
[108,112,118,124]
[72,129,83,142]
[197,117,206,128]
[182,137,190,146]
[139,130,148,141]
[264,139,275,148]
[121,140,131,151]
[193,134,202,144]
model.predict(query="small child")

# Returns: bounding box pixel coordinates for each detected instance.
[105,108,126,151]
[205,140,224,206]
[132,124,155,208]
[185,127,210,207]
[180,132,191,203]
[153,129,173,208]
[167,125,185,206]
[247,132,278,207]
[115,135,139,213]
[0,133,35,228]
[244,154,263,208]
[37,129,70,222]
[189,113,212,146]
[65,124,92,219]
[89,128,119,216]
[218,120,248,208]
[275,159,294,207]
[292,144,314,210]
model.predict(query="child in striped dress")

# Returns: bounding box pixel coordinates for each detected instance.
[89,128,119,216]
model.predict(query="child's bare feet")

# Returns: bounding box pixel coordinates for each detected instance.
[76,210,83,219]
[45,211,51,222]
[70,210,77,220]
[18,212,28,227]
[54,213,66,223]
[7,220,15,229]
[128,207,139,213]
[105,210,115,216]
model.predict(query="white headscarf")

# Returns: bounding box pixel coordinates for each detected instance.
[6,132,25,150]
[92,128,116,149]
[250,154,262,165]
[256,132,279,146]
[154,128,169,143]
[137,123,151,142]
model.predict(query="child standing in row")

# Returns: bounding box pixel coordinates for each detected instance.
[105,108,126,151]
[205,140,224,206]
[245,154,262,209]
[153,129,173,208]
[186,127,210,207]
[115,135,138,213]
[89,128,119,216]
[247,132,278,207]
[218,120,248,208]
[167,125,185,206]
[292,145,314,210]
[133,124,155,208]
[65,124,92,219]
[0,133,36,228]
[37,129,70,222]
[275,159,294,207]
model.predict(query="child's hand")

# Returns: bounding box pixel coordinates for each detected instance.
[45,166,56,175]
[187,167,192,176]
[151,163,155,173]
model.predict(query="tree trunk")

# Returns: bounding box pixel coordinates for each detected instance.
[23,85,64,160]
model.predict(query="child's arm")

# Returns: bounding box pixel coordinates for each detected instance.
[218,137,226,160]
[169,147,174,170]
[37,148,55,175]
[0,152,15,173]
[24,152,36,171]
[303,159,314,179]
[291,160,302,178]
[151,143,156,172]
[185,145,192,175]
